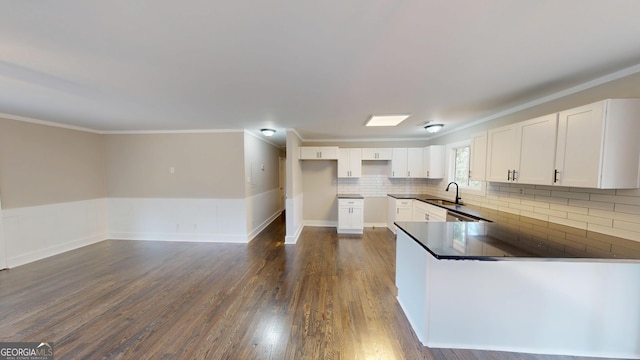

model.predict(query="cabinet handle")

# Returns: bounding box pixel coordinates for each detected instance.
[512,169,517,181]
[554,169,559,183]
[427,171,430,178]
[408,171,411,177]
[507,170,511,181]
[396,208,399,214]
[392,171,395,177]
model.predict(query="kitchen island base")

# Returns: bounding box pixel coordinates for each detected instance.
[396,228,640,359]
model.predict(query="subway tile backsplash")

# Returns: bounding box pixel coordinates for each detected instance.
[426,181,640,243]
[337,176,433,197]
[338,175,640,242]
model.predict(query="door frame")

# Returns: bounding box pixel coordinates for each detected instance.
[279,156,286,212]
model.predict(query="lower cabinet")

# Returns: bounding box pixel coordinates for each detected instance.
[413,201,447,222]
[387,197,413,234]
[338,199,364,234]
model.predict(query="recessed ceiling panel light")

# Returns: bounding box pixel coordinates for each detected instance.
[366,114,411,127]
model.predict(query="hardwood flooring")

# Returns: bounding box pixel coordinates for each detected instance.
[0,216,602,359]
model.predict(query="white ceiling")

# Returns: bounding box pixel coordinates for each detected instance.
[2,1,640,146]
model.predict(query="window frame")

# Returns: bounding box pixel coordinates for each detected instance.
[445,140,486,196]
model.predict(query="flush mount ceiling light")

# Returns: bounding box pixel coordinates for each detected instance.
[424,124,444,133]
[365,114,411,127]
[260,128,276,137]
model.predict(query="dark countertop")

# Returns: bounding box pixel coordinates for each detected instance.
[389,193,640,262]
[337,194,364,199]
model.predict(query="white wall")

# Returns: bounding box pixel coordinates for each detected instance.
[3,199,107,268]
[286,130,304,243]
[106,198,248,242]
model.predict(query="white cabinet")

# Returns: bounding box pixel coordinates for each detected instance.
[407,148,424,178]
[338,198,364,234]
[390,148,424,178]
[413,201,447,222]
[362,148,393,160]
[424,145,445,179]
[517,114,558,184]
[387,197,413,233]
[470,131,487,181]
[486,124,518,182]
[338,148,362,177]
[486,114,557,184]
[555,99,640,189]
[389,148,408,178]
[299,146,339,160]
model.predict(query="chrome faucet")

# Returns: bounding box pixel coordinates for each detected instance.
[445,182,462,204]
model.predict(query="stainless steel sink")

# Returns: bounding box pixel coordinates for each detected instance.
[424,199,460,206]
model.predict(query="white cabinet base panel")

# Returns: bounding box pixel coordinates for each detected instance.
[396,229,640,359]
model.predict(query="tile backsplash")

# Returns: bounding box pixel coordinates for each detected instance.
[338,175,640,242]
[337,175,434,197]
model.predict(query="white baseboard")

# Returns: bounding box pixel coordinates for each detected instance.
[8,233,107,268]
[285,223,303,244]
[304,220,337,227]
[365,222,388,228]
[109,232,248,243]
[247,210,282,241]
[3,199,107,268]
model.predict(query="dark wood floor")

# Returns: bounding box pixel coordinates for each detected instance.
[0,216,602,359]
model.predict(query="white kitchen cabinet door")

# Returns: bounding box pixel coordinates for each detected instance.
[486,125,518,182]
[516,114,558,185]
[424,145,445,179]
[407,148,424,178]
[388,197,413,233]
[362,148,393,160]
[299,146,339,160]
[338,199,364,234]
[414,201,447,222]
[338,148,362,177]
[390,148,408,178]
[470,131,487,181]
[555,99,640,189]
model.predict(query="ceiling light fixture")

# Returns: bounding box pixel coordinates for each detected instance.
[366,114,411,127]
[261,128,276,137]
[424,124,444,133]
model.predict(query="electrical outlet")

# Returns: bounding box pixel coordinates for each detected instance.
[170,167,175,174]
[519,188,524,195]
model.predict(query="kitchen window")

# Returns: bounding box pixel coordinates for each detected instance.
[447,141,485,195]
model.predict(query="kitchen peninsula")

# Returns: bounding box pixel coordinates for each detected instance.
[394,202,640,359]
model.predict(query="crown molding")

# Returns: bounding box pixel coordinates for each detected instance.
[0,113,101,134]
[427,62,640,140]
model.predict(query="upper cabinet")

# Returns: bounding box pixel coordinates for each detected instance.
[555,99,640,189]
[424,145,445,179]
[486,124,519,182]
[486,114,558,185]
[390,148,424,178]
[299,146,339,160]
[517,114,558,185]
[389,147,445,178]
[389,148,409,178]
[470,132,487,181]
[407,148,424,178]
[362,148,393,160]
[338,148,362,178]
